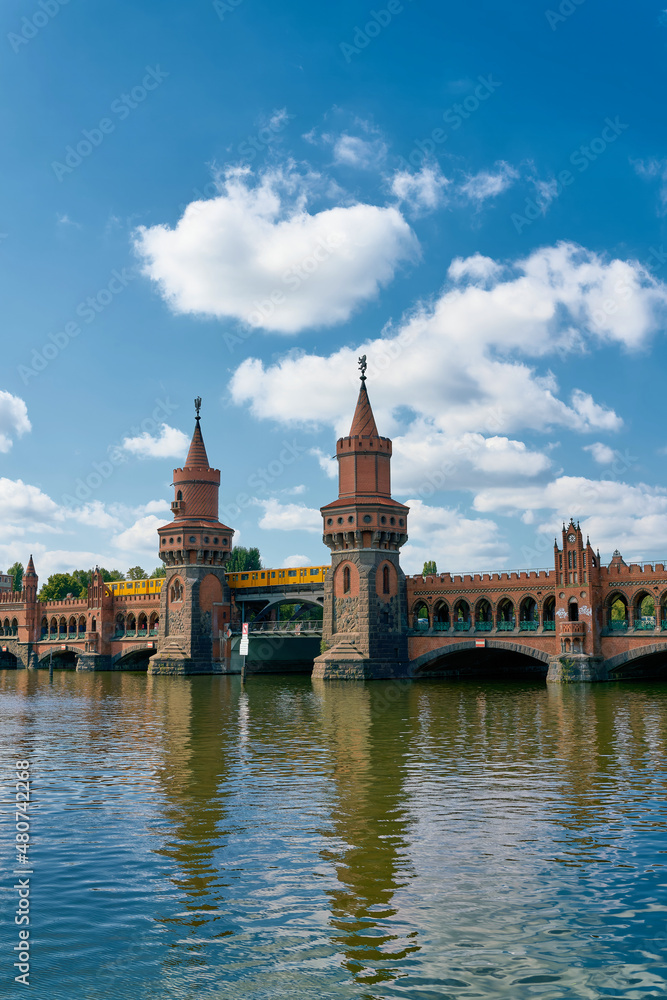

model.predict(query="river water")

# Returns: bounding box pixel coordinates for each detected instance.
[0,669,665,999]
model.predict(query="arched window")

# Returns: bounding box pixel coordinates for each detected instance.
[454,600,470,631]
[382,565,390,594]
[41,617,48,638]
[634,593,655,630]
[568,600,579,622]
[170,579,183,603]
[543,596,556,630]
[497,599,514,630]
[59,617,67,636]
[11,618,18,636]
[520,597,538,631]
[78,616,86,635]
[475,599,493,630]
[91,617,97,633]
[434,602,450,630]
[343,566,351,594]
[412,601,430,629]
[149,613,159,635]
[138,613,148,635]
[177,490,182,500]
[50,617,57,636]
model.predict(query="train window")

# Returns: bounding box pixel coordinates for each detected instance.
[260,572,266,578]
[288,571,297,577]
[310,569,319,575]
[271,572,275,578]
[241,574,249,581]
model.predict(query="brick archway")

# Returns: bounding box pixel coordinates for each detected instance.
[605,644,667,675]
[410,639,550,676]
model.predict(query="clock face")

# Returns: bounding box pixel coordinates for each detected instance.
[568,533,576,543]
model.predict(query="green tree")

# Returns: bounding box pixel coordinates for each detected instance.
[151,565,167,578]
[7,561,23,592]
[127,566,147,581]
[100,568,125,582]
[71,569,90,599]
[423,560,437,576]
[226,547,261,572]
[39,573,84,602]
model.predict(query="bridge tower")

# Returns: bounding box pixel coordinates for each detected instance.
[547,518,605,682]
[149,399,235,675]
[313,365,410,680]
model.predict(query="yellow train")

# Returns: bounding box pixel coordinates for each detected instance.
[226,566,328,590]
[109,566,329,596]
[109,578,165,596]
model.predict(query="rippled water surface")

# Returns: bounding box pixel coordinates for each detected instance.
[1,669,666,999]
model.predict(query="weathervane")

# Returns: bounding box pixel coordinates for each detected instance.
[195,396,202,422]
[358,355,367,383]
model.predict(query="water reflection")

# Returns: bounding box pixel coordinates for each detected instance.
[315,681,420,987]
[0,671,666,999]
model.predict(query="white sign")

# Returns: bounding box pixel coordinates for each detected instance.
[242,623,249,637]
[239,638,249,656]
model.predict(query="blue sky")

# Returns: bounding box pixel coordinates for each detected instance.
[3,0,667,580]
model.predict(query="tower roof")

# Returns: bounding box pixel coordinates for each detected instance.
[184,420,210,469]
[26,555,36,576]
[349,382,379,438]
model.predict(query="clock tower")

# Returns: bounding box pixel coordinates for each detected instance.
[547,518,604,681]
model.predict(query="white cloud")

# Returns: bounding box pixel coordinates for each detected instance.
[632,158,667,215]
[401,499,510,574]
[310,447,337,479]
[473,476,667,564]
[332,133,388,169]
[112,515,165,555]
[281,554,312,568]
[134,165,418,334]
[230,242,667,494]
[584,442,616,465]
[120,424,190,460]
[459,161,519,203]
[256,498,321,533]
[390,164,449,212]
[0,392,31,453]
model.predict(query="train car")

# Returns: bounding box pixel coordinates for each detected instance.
[226,566,329,590]
[109,578,165,596]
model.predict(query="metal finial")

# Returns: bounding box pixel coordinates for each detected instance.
[358,355,367,383]
[195,396,202,421]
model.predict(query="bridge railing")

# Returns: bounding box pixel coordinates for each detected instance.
[232,621,322,635]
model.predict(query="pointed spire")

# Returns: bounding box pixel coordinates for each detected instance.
[349,382,379,438]
[184,397,210,468]
[26,555,35,575]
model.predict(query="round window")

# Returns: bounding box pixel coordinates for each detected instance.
[390,517,395,525]
[348,515,354,523]
[380,516,386,524]
[213,537,218,544]
[399,519,404,526]
[189,536,196,543]
[337,517,344,524]
[327,518,333,525]
[169,537,174,544]
[223,538,228,545]
[363,515,372,524]
[204,537,209,543]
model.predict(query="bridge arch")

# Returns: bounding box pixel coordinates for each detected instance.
[433,600,450,628]
[411,639,549,679]
[111,645,156,671]
[605,644,667,680]
[411,599,430,629]
[0,648,20,668]
[38,647,78,668]
[251,595,324,624]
